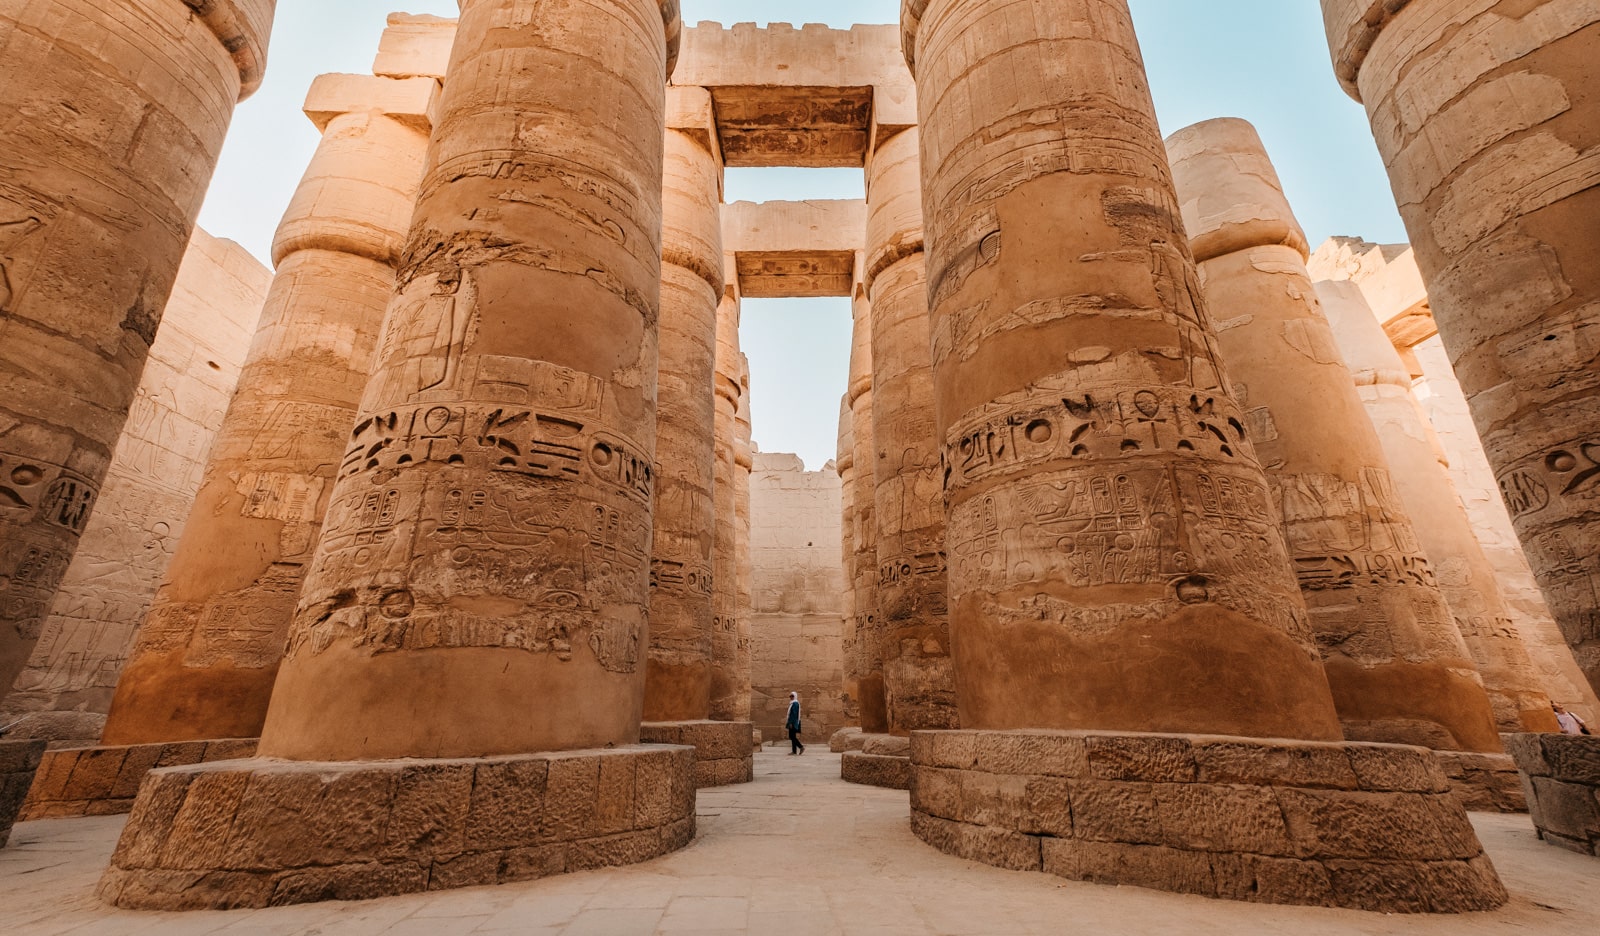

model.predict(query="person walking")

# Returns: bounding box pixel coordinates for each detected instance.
[786,691,805,755]
[1553,702,1591,736]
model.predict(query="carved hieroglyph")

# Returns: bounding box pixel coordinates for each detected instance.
[255,0,678,761]
[903,0,1343,739]
[1319,278,1561,733]
[1323,0,1600,695]
[0,0,276,701]
[98,74,436,746]
[645,99,723,721]
[865,129,956,734]
[848,284,886,731]
[1169,118,1501,752]
[708,290,744,721]
[0,231,266,730]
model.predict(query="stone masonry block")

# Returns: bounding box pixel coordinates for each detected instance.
[1542,735,1600,785]
[1149,783,1293,855]
[841,752,910,790]
[542,756,601,841]
[1528,777,1600,842]
[0,740,45,848]
[1344,745,1450,793]
[908,765,962,820]
[1192,738,1359,790]
[911,809,1041,872]
[861,734,911,757]
[975,731,1088,778]
[1085,735,1197,783]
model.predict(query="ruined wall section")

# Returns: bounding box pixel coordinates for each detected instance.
[2,231,268,733]
[749,453,848,743]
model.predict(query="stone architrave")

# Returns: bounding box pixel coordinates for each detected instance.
[899,0,1504,910]
[733,356,754,720]
[645,90,723,722]
[1318,277,1561,734]
[865,128,956,734]
[102,0,693,911]
[708,290,744,721]
[1322,0,1600,695]
[1167,118,1501,753]
[0,0,277,701]
[848,285,885,732]
[0,231,266,739]
[99,74,436,747]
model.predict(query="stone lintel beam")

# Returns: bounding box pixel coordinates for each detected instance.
[722,199,865,299]
[372,13,458,80]
[302,73,441,135]
[667,85,724,182]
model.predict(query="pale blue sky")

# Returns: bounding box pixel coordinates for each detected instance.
[199,1,1406,470]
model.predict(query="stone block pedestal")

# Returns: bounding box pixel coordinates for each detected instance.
[1506,733,1600,857]
[909,730,1507,913]
[842,734,910,790]
[1436,750,1526,814]
[641,721,754,788]
[21,739,258,821]
[99,744,697,910]
[830,728,864,753]
[1,740,46,847]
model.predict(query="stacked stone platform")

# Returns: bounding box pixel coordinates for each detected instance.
[641,721,754,788]
[909,730,1507,913]
[1507,733,1600,857]
[842,734,911,790]
[0,740,46,847]
[99,745,696,910]
[1436,751,1526,815]
[21,739,258,821]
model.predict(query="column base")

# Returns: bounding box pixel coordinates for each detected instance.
[909,730,1508,913]
[22,739,258,821]
[830,727,864,753]
[1,740,46,847]
[1506,733,1600,857]
[1435,750,1526,814]
[99,744,697,910]
[640,721,754,788]
[842,735,910,790]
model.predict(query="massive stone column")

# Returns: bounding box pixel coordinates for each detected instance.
[848,283,886,732]
[836,396,862,723]
[0,0,276,701]
[1319,278,1561,735]
[102,1,697,909]
[1322,0,1600,695]
[100,74,436,747]
[900,0,1504,911]
[865,129,956,734]
[733,356,754,721]
[1167,118,1501,754]
[644,91,722,722]
[907,2,1336,739]
[708,289,743,721]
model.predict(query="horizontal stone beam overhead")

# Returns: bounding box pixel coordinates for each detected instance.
[1307,237,1436,348]
[676,22,916,167]
[723,199,865,299]
[302,74,441,133]
[371,13,457,81]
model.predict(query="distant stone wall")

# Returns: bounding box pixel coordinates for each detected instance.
[1,230,267,735]
[749,453,848,743]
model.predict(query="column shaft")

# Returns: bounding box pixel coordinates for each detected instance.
[257,0,672,761]
[101,91,432,745]
[708,292,744,720]
[733,357,754,720]
[1169,117,1499,752]
[1320,279,1561,733]
[1323,0,1600,694]
[644,121,722,721]
[0,0,275,696]
[848,289,886,732]
[908,0,1342,739]
[837,397,861,723]
[866,129,956,733]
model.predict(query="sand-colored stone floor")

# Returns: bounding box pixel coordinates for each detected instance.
[2,748,1596,935]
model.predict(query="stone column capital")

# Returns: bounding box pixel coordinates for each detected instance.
[302,73,441,134]
[190,0,278,100]
[1320,0,1416,101]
